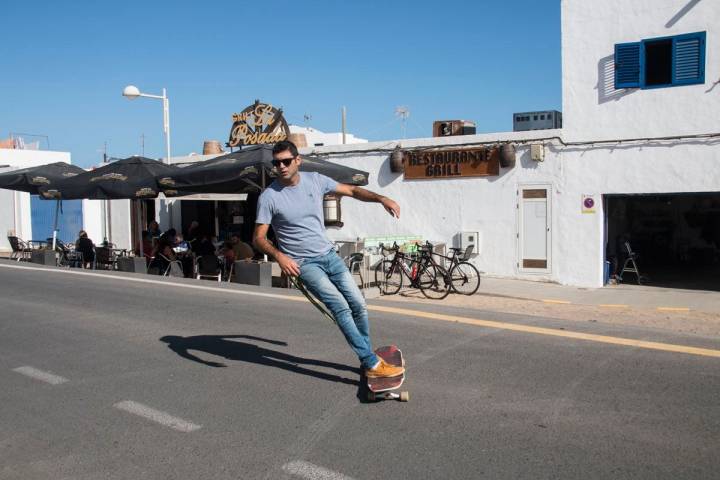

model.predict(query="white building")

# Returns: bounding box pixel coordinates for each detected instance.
[308,0,719,289]
[289,125,368,147]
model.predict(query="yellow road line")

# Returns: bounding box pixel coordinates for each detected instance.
[657,307,691,312]
[599,304,629,308]
[366,304,720,359]
[541,299,571,304]
[3,263,718,359]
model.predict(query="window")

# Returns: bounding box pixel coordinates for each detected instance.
[615,31,705,89]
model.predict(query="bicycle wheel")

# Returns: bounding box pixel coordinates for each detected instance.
[449,261,481,295]
[375,260,403,295]
[417,263,450,300]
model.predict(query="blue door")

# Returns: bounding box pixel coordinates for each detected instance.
[30,197,84,244]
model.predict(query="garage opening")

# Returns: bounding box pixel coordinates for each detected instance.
[605,193,720,291]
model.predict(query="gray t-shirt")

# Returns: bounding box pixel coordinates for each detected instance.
[256,172,338,260]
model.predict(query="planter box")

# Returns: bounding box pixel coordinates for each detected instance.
[117,256,147,273]
[233,261,272,287]
[31,250,56,266]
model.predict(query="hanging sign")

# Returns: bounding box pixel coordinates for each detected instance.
[582,194,597,214]
[402,146,500,179]
[227,100,291,147]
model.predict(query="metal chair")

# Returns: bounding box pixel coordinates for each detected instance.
[8,236,32,261]
[147,254,182,276]
[345,252,364,289]
[94,246,117,270]
[196,255,222,282]
[618,241,646,285]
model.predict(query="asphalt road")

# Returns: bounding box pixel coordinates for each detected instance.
[1,262,719,480]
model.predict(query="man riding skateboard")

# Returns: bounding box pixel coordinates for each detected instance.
[253,140,405,379]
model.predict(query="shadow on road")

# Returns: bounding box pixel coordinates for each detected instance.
[159,334,360,386]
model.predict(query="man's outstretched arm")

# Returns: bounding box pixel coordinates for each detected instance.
[334,184,400,219]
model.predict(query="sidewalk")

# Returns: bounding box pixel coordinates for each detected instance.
[474,276,720,314]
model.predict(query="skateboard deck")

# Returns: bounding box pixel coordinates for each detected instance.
[366,345,409,402]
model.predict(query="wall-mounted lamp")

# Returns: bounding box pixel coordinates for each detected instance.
[499,143,516,168]
[389,145,404,173]
[323,193,343,227]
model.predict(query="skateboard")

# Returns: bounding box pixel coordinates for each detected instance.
[366,345,409,402]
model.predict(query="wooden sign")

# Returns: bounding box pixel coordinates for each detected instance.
[403,147,500,179]
[227,100,290,147]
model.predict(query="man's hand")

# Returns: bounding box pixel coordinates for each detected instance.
[277,252,301,277]
[381,197,400,219]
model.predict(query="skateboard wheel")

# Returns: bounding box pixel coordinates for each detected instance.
[400,391,409,402]
[367,392,376,401]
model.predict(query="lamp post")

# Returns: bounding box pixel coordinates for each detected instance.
[122,85,171,164]
[122,85,174,235]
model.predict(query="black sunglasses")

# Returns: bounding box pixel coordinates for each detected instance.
[271,157,295,168]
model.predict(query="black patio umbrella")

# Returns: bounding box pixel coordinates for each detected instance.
[165,144,369,194]
[0,161,85,194]
[0,162,86,249]
[37,156,185,257]
[37,156,184,200]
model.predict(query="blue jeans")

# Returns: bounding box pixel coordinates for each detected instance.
[299,250,378,369]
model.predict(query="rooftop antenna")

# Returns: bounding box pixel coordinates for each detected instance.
[395,106,410,139]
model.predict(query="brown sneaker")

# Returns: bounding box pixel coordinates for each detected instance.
[365,358,405,378]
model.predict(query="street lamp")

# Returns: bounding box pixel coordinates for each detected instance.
[122,85,174,235]
[122,85,171,164]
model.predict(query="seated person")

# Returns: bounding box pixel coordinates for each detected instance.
[159,228,177,247]
[195,231,217,257]
[135,230,153,261]
[75,230,95,268]
[148,237,177,274]
[147,220,162,239]
[230,233,254,261]
[220,240,236,271]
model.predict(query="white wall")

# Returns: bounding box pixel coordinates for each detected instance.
[83,200,104,245]
[108,199,132,250]
[303,131,563,283]
[562,0,720,141]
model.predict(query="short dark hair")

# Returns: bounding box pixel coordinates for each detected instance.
[272,140,298,158]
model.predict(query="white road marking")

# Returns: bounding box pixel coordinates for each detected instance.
[113,400,201,432]
[13,366,68,385]
[282,461,356,480]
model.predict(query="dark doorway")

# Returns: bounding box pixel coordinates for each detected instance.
[180,201,216,238]
[606,193,720,291]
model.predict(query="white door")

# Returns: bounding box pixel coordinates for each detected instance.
[519,187,551,272]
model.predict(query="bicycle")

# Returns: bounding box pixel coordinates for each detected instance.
[417,241,481,296]
[375,242,447,299]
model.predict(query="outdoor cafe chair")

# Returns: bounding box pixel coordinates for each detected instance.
[148,253,183,277]
[94,246,117,270]
[196,254,222,282]
[8,235,32,261]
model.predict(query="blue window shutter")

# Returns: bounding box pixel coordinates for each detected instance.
[615,42,641,88]
[672,31,705,85]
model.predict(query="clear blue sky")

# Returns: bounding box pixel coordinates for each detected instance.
[1,1,561,168]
